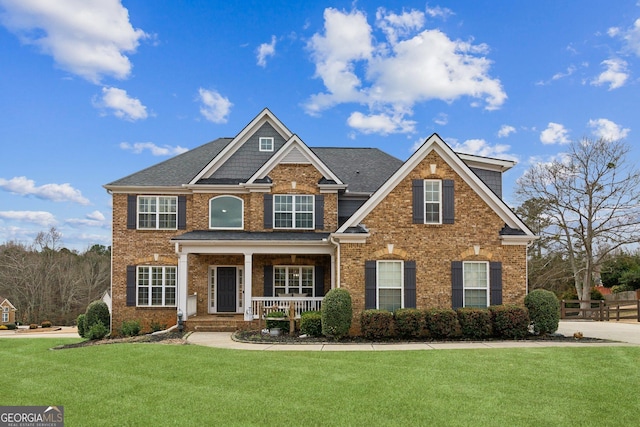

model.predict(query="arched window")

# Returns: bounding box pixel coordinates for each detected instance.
[210,196,243,229]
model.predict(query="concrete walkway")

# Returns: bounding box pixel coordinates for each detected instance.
[186,320,640,351]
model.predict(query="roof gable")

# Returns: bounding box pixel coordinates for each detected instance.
[336,133,535,237]
[190,108,293,184]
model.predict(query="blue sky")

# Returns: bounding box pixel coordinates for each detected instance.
[1,0,640,251]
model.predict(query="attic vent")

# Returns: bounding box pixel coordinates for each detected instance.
[282,147,310,164]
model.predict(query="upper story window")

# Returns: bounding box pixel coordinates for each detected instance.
[259,137,274,152]
[424,180,441,224]
[274,195,314,229]
[138,196,177,229]
[463,261,489,308]
[210,196,243,229]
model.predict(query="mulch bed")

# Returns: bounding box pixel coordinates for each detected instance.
[51,332,188,350]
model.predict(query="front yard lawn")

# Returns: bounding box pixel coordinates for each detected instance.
[1,339,638,426]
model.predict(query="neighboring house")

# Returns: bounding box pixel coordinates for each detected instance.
[102,289,112,314]
[0,296,17,325]
[105,108,536,333]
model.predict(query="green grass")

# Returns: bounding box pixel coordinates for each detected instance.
[2,339,640,426]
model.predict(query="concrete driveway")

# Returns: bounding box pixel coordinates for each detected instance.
[557,320,640,344]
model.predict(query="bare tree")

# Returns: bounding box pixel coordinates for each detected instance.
[516,138,640,310]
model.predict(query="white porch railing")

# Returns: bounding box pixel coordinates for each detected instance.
[187,293,197,317]
[251,297,323,319]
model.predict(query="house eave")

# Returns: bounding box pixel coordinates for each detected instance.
[330,232,370,244]
[103,185,189,194]
[500,235,539,245]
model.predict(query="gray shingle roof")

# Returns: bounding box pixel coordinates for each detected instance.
[105,138,232,187]
[311,147,403,193]
[172,230,330,241]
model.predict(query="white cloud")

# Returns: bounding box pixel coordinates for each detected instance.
[0,0,147,83]
[66,210,108,227]
[98,87,148,121]
[305,7,506,135]
[434,113,448,126]
[588,118,630,141]
[120,142,188,156]
[197,88,232,123]
[552,65,576,81]
[425,6,454,19]
[256,35,276,67]
[0,210,56,226]
[497,125,516,138]
[450,138,517,161]
[609,18,640,56]
[540,122,570,145]
[347,111,416,135]
[0,176,90,205]
[591,58,628,90]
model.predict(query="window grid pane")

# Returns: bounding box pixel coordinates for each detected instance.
[274,195,314,229]
[137,266,177,307]
[138,196,177,229]
[274,266,314,296]
[463,262,488,308]
[424,181,441,223]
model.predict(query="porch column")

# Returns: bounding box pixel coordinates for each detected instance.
[243,252,253,321]
[178,252,189,321]
[330,252,336,289]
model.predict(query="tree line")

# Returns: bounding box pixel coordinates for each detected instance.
[0,228,110,325]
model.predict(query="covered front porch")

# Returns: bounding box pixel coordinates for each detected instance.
[172,231,336,326]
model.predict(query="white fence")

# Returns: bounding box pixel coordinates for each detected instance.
[251,297,323,319]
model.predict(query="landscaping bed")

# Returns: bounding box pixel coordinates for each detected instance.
[52,331,188,349]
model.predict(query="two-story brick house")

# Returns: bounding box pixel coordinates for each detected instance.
[105,108,535,333]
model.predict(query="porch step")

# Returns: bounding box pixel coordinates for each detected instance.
[185,315,255,333]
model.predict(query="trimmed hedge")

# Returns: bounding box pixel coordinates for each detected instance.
[394,308,424,338]
[86,321,108,340]
[360,310,394,340]
[85,300,110,335]
[41,320,52,328]
[321,288,352,339]
[456,308,493,339]
[77,314,86,338]
[4,322,17,330]
[120,320,142,337]
[525,289,560,335]
[490,305,530,339]
[424,308,461,339]
[300,311,322,337]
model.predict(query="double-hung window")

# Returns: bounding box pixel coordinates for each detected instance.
[463,261,489,308]
[138,196,177,229]
[2,307,8,323]
[424,180,441,224]
[274,266,314,296]
[137,266,177,307]
[274,195,314,229]
[377,261,403,311]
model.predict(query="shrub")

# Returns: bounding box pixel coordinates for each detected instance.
[321,288,352,340]
[120,320,142,337]
[360,310,395,340]
[456,308,492,339]
[612,284,633,294]
[0,325,7,330]
[424,308,461,339]
[266,311,289,332]
[394,308,424,338]
[560,287,605,308]
[4,323,17,330]
[85,300,110,333]
[300,311,322,337]
[41,320,52,328]
[29,324,38,329]
[489,305,530,339]
[86,321,108,340]
[77,314,86,338]
[150,322,166,333]
[525,289,560,335]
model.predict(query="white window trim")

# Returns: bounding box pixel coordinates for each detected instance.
[209,266,244,313]
[136,265,177,307]
[137,195,178,230]
[2,312,7,322]
[424,179,442,224]
[376,260,404,311]
[273,194,315,230]
[273,265,315,296]
[209,195,244,230]
[462,261,490,308]
[259,137,274,152]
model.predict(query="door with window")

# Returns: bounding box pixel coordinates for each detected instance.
[209,266,244,313]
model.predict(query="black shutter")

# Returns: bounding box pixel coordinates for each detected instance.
[451,261,463,309]
[315,195,324,230]
[127,195,137,229]
[263,266,273,297]
[412,180,424,224]
[404,260,416,309]
[365,261,377,309]
[178,196,187,230]
[443,179,454,224]
[490,262,503,306]
[315,265,325,297]
[126,265,136,306]
[264,194,273,229]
